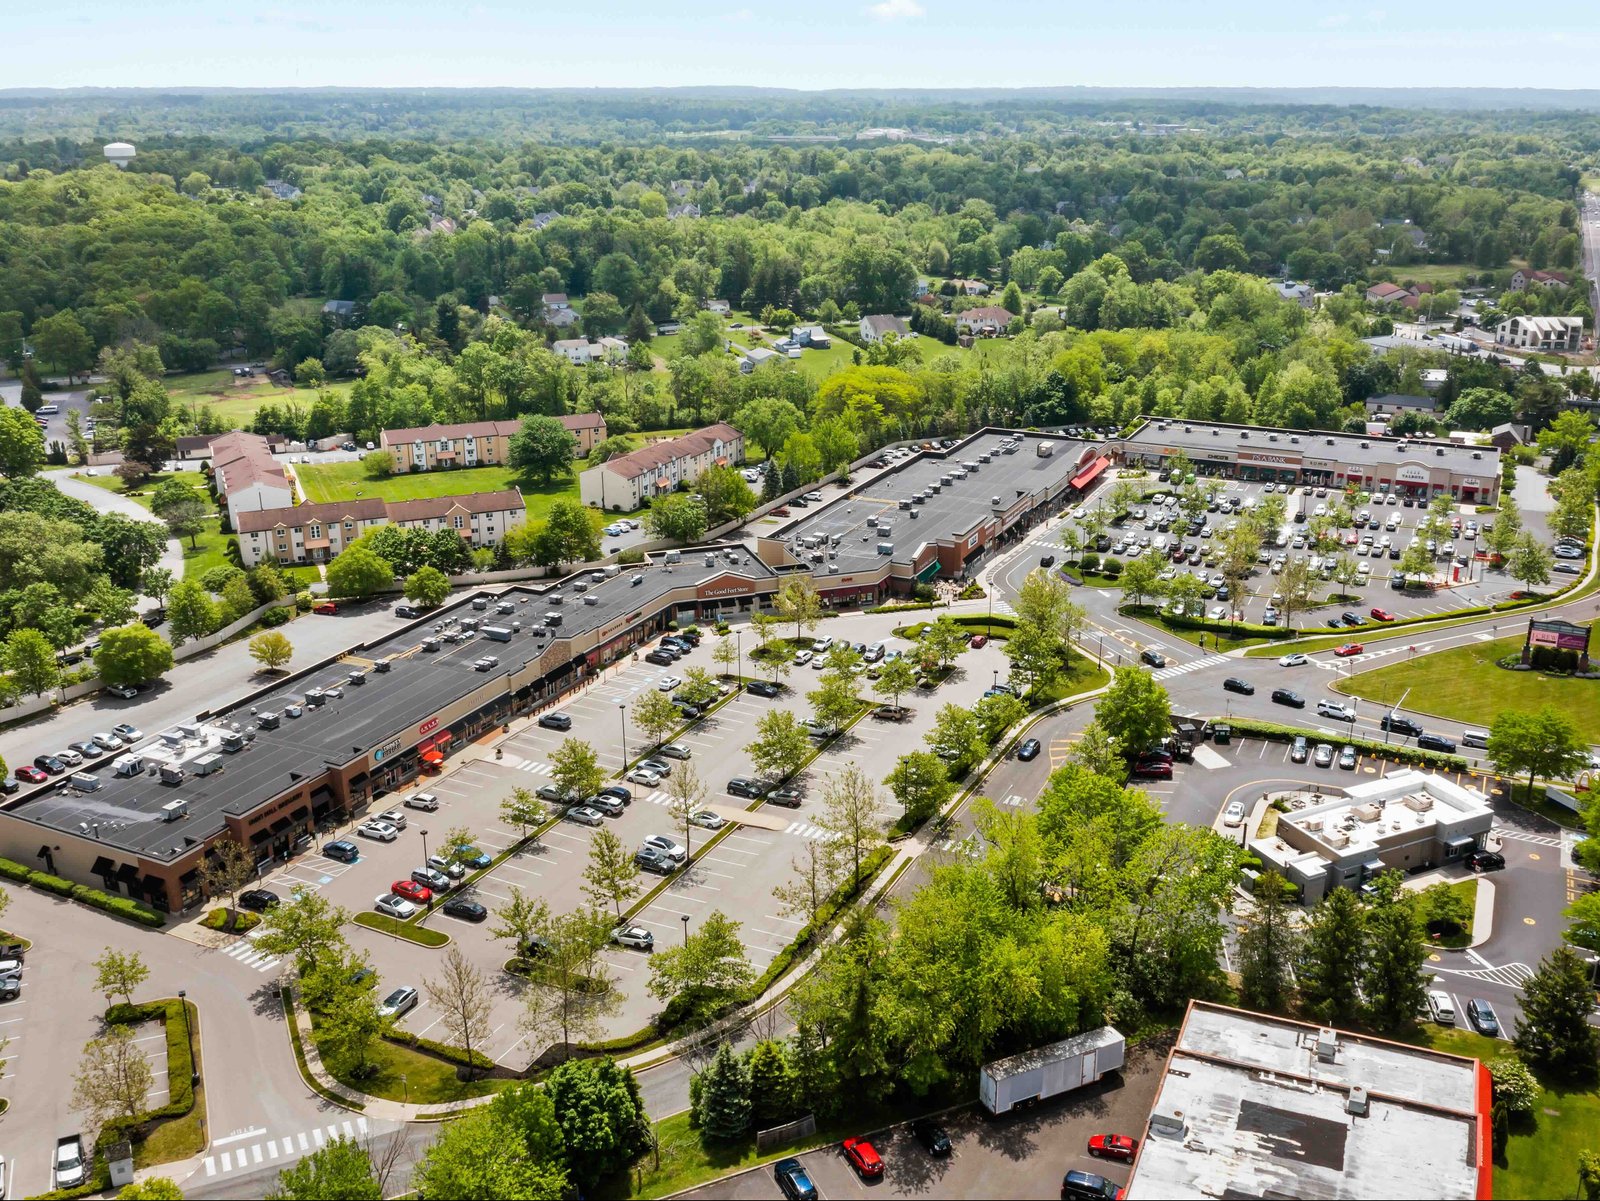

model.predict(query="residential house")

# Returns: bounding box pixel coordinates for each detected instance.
[579,423,745,510]
[1495,315,1583,352]
[859,314,910,344]
[954,306,1015,336]
[545,307,581,329]
[530,211,561,230]
[1419,368,1449,392]
[263,179,301,201]
[1221,167,1244,180]
[178,432,289,462]
[1378,219,1429,252]
[791,326,831,349]
[1275,281,1315,309]
[1364,282,1413,306]
[321,299,358,325]
[1364,392,1438,418]
[381,415,605,472]
[703,299,731,314]
[235,491,526,569]
[656,322,683,337]
[1488,422,1531,451]
[668,204,701,220]
[740,347,781,373]
[1509,268,1569,292]
[542,293,570,311]
[914,278,931,297]
[554,338,596,365]
[949,278,991,296]
[209,432,293,526]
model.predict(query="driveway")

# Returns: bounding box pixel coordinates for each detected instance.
[44,467,185,595]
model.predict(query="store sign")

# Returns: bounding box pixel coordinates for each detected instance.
[1237,451,1300,466]
[372,736,400,763]
[1461,477,1481,487]
[418,717,439,738]
[1396,464,1430,483]
[1529,619,1590,652]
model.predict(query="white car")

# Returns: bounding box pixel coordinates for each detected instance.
[405,792,441,811]
[689,811,726,830]
[812,636,835,654]
[374,894,417,919]
[54,748,83,767]
[612,924,655,951]
[375,809,407,830]
[357,820,399,842]
[106,683,140,699]
[643,834,687,862]
[1278,653,1309,667]
[378,985,418,1018]
[657,675,683,692]
[111,722,143,742]
[1223,800,1247,827]
[793,650,813,666]
[625,767,663,787]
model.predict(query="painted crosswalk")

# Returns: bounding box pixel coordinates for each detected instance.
[218,932,281,974]
[784,820,832,840]
[1312,643,1435,671]
[642,789,671,806]
[1495,826,1564,848]
[1436,961,1535,989]
[1150,653,1228,681]
[499,755,554,777]
[203,1117,371,1177]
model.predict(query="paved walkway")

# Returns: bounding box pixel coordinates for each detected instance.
[45,467,185,599]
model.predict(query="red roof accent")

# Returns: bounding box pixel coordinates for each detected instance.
[1071,456,1111,489]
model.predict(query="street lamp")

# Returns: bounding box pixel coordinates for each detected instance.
[177,989,198,1085]
[420,828,430,867]
[735,628,742,684]
[618,698,628,771]
[681,914,690,945]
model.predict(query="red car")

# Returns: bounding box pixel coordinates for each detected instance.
[969,634,989,649]
[390,879,433,905]
[1088,1133,1139,1162]
[1132,758,1173,780]
[771,507,790,517]
[1333,643,1364,657]
[842,1137,883,1178]
[13,766,47,784]
[313,601,339,615]
[1369,607,1396,622]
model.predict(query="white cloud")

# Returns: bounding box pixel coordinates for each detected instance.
[867,0,925,20]
[728,7,754,19]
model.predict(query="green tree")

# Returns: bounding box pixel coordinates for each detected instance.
[509,415,579,483]
[530,500,600,569]
[806,671,860,735]
[253,886,351,972]
[744,1039,800,1126]
[140,566,176,611]
[412,1100,568,1201]
[1095,667,1171,759]
[926,701,985,766]
[1118,550,1166,608]
[733,397,804,460]
[32,310,95,381]
[0,406,47,478]
[695,464,758,526]
[1298,887,1367,1024]
[818,763,885,887]
[71,1023,153,1131]
[118,1179,186,1201]
[551,737,605,802]
[885,751,953,825]
[582,829,642,919]
[647,909,755,1017]
[500,788,548,843]
[1487,1056,1539,1117]
[86,578,138,626]
[1507,531,1553,591]
[403,565,451,609]
[265,1136,382,1200]
[695,1042,752,1142]
[248,630,294,673]
[91,947,150,1007]
[93,623,174,687]
[326,545,394,599]
[4,628,60,697]
[519,908,620,1051]
[425,947,495,1079]
[632,689,682,752]
[712,634,739,678]
[920,616,969,671]
[873,655,918,710]
[644,493,708,542]
[167,578,221,644]
[774,575,822,642]
[545,1057,650,1187]
[1514,948,1600,1083]
[745,708,811,782]
[1065,719,1127,782]
[306,958,389,1079]
[1418,880,1473,938]
[974,692,1028,746]
[360,450,392,480]
[1490,706,1590,804]
[1237,872,1299,1012]
[1360,873,1429,1034]
[489,886,550,958]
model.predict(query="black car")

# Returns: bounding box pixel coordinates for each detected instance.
[1380,713,1424,737]
[747,679,780,698]
[1039,554,1055,568]
[238,889,280,913]
[1417,732,1458,754]
[1271,688,1305,709]
[1017,738,1042,761]
[672,698,703,719]
[674,630,702,647]
[1140,649,1167,669]
[1466,849,1505,872]
[32,754,66,775]
[912,1119,952,1157]
[538,712,573,731]
[442,897,488,922]
[774,1157,818,1201]
[1466,997,1501,1037]
[322,840,359,863]
[1341,612,1364,627]
[1061,1169,1119,1201]
[1222,677,1255,695]
[597,785,632,805]
[728,776,768,799]
[645,650,676,666]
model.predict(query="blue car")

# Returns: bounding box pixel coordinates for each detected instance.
[774,1157,818,1201]
[452,845,493,870]
[1016,738,1041,761]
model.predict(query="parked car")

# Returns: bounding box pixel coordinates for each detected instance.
[611,924,655,951]
[1087,1134,1139,1163]
[405,792,441,811]
[774,1157,818,1201]
[323,840,359,863]
[588,794,625,817]
[1222,677,1255,695]
[1338,745,1359,770]
[1370,607,1396,622]
[312,601,338,615]
[643,835,687,863]
[357,820,399,842]
[1313,743,1334,768]
[538,712,573,731]
[566,806,604,826]
[390,879,433,905]
[375,808,407,830]
[239,889,280,912]
[841,1137,884,1179]
[438,897,485,922]
[635,846,676,875]
[452,845,492,870]
[378,986,418,1018]
[1427,990,1456,1025]
[747,680,780,698]
[597,785,633,804]
[1132,758,1173,779]
[1061,1169,1120,1201]
[969,634,989,649]
[1290,736,1310,763]
[412,867,452,893]
[1467,849,1505,872]
[690,810,726,830]
[106,683,140,699]
[67,740,104,760]
[658,743,693,760]
[426,854,466,880]
[13,766,47,785]
[374,895,417,920]
[656,675,683,692]
[768,786,804,807]
[32,755,66,776]
[1466,997,1501,1037]
[626,767,663,787]
[912,1119,952,1157]
[727,776,768,799]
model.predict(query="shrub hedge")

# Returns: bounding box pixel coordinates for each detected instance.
[1122,604,1292,641]
[384,1029,497,1072]
[0,857,165,926]
[105,998,197,1119]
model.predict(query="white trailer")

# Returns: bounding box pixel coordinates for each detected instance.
[978,1026,1125,1115]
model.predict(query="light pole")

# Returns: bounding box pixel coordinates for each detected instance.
[618,698,628,771]
[681,914,690,945]
[735,628,742,684]
[420,828,430,868]
[177,989,198,1085]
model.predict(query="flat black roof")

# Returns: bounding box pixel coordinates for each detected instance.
[775,430,1096,573]
[10,552,777,859]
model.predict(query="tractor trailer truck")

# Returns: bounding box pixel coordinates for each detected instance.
[978,1026,1125,1115]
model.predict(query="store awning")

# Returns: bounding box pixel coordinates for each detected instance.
[290,806,309,822]
[270,817,293,834]
[916,559,942,583]
[421,750,444,765]
[1361,858,1386,876]
[250,828,272,845]
[91,856,115,877]
[1070,456,1111,490]
[1446,835,1476,850]
[116,863,141,886]
[142,874,165,897]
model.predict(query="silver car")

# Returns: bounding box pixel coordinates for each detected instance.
[566,805,604,827]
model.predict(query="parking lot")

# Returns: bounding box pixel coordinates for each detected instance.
[1050,472,1565,630]
[683,1041,1165,1201]
[238,611,1014,1063]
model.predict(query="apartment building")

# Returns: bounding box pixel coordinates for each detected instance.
[380,414,606,473]
[1494,315,1583,352]
[208,431,293,526]
[234,490,526,568]
[579,423,744,510]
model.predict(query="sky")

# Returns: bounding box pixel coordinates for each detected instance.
[10,0,1600,91]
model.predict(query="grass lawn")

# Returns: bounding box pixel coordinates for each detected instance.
[180,517,236,581]
[312,1023,507,1104]
[1426,877,1477,948]
[133,998,206,1169]
[165,369,352,429]
[297,460,644,524]
[1336,628,1600,743]
[1031,654,1111,705]
[70,469,212,513]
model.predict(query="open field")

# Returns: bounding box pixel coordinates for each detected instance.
[164,368,353,429]
[296,460,645,522]
[1335,627,1600,743]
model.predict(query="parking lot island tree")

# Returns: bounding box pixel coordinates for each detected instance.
[774,575,823,643]
[200,836,257,930]
[582,829,642,919]
[745,709,812,782]
[403,565,451,610]
[646,908,755,1021]
[666,761,710,860]
[254,886,352,973]
[807,670,860,735]
[1513,947,1600,1084]
[873,655,918,711]
[248,630,294,674]
[711,633,739,678]
[71,1023,154,1135]
[518,907,619,1055]
[425,947,495,1080]
[631,689,681,753]
[819,763,887,888]
[1507,531,1553,592]
[550,738,606,805]
[920,615,970,671]
[91,947,150,1007]
[773,838,845,928]
[499,787,548,844]
[885,751,954,826]
[1094,667,1172,760]
[925,701,986,768]
[490,887,550,957]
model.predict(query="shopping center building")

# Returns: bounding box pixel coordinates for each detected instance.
[1114,417,1502,505]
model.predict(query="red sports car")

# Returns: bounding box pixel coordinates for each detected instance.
[842,1137,884,1178]
[1369,607,1396,622]
[969,634,989,649]
[1333,643,1364,657]
[13,766,47,784]
[390,879,433,905]
[1088,1133,1139,1162]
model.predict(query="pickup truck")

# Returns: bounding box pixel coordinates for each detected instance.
[55,1135,87,1190]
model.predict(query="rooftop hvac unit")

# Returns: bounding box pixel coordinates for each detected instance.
[1355,803,1382,822]
[1404,793,1435,812]
[177,722,202,740]
[1437,448,1446,456]
[1269,433,1279,442]
[1149,1106,1187,1137]
[1472,451,1483,460]
[1346,1085,1369,1116]
[160,799,189,822]
[1316,1028,1339,1062]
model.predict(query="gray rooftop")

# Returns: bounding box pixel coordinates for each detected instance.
[10,554,776,859]
[773,431,1098,573]
[1121,417,1499,476]
[1127,1002,1485,1201]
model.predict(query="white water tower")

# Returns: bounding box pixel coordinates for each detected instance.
[103,141,136,170]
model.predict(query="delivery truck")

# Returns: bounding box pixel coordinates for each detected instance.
[978,1026,1124,1115]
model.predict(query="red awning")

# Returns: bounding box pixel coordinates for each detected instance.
[421,750,444,764]
[434,731,453,747]
[1070,456,1111,489]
